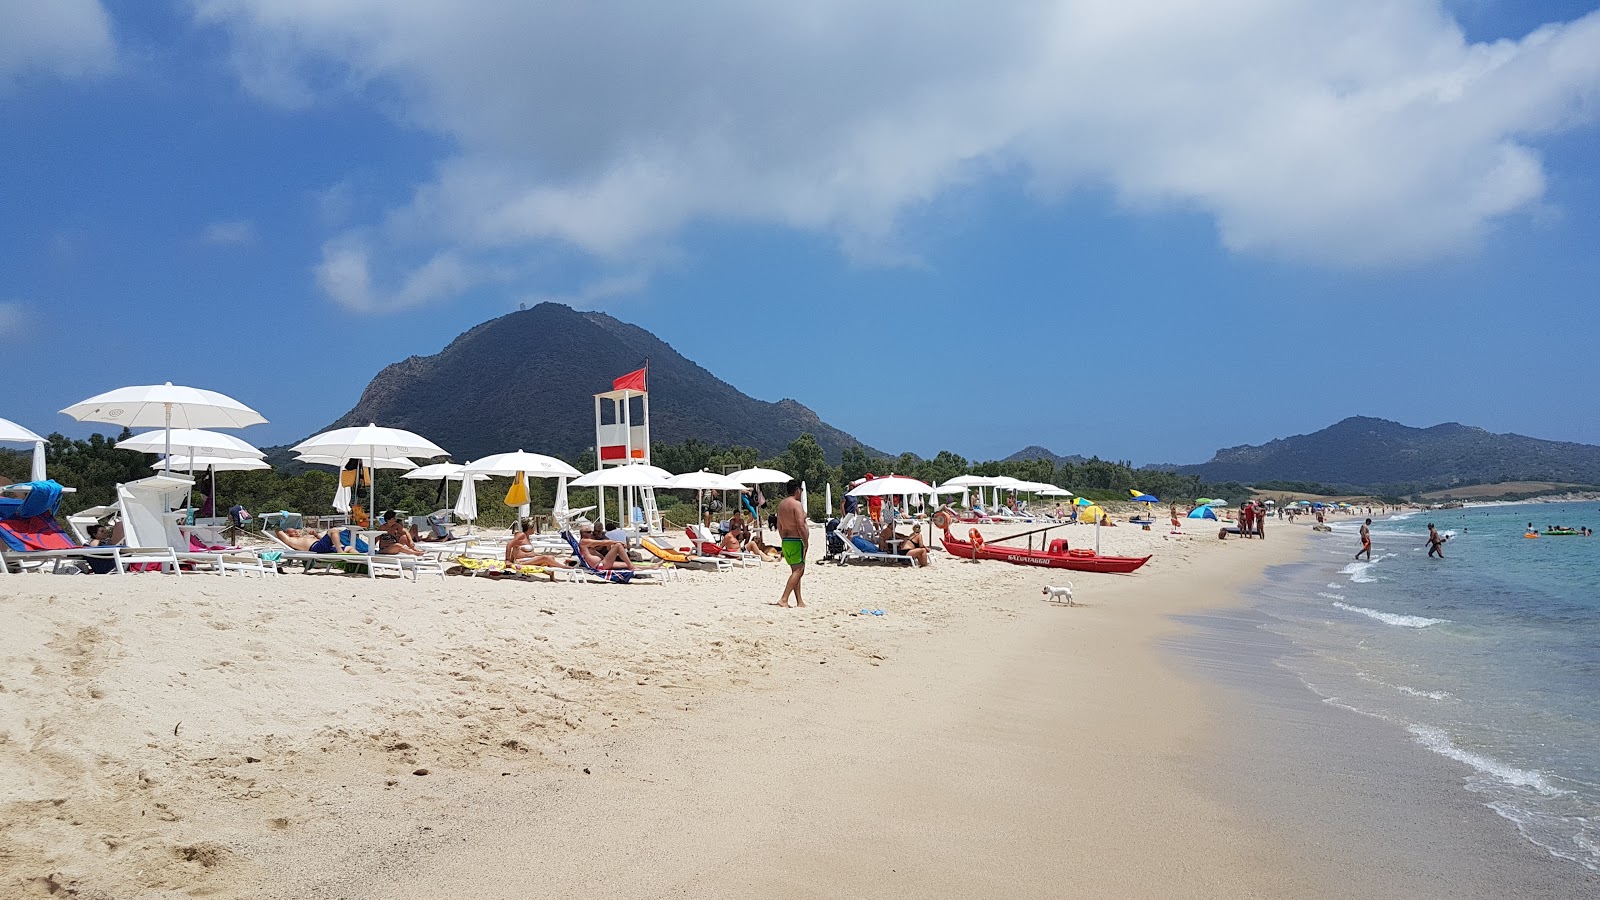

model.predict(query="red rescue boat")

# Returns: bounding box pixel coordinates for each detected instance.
[939,529,1151,574]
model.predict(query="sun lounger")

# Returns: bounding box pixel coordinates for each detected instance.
[558,530,672,584]
[686,524,757,566]
[116,478,279,577]
[264,526,445,581]
[642,537,730,572]
[837,534,915,566]
[0,481,181,575]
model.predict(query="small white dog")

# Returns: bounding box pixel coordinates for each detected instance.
[1042,583,1075,605]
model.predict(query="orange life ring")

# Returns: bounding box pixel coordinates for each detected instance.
[968,528,985,551]
[932,510,953,530]
[1067,549,1095,558]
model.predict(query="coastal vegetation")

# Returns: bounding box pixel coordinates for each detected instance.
[1,432,1249,530]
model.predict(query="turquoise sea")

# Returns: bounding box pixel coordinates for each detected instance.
[1252,501,1600,872]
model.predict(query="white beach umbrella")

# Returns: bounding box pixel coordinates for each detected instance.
[825,482,832,518]
[466,451,581,520]
[666,470,747,528]
[802,481,808,516]
[1039,487,1074,497]
[570,464,674,488]
[0,417,47,482]
[298,454,417,514]
[62,382,265,473]
[665,470,747,491]
[846,475,936,497]
[404,462,473,480]
[159,455,270,514]
[0,417,44,444]
[453,470,479,522]
[464,450,581,478]
[291,424,447,515]
[290,424,446,461]
[296,454,417,470]
[118,428,264,459]
[933,482,972,494]
[726,467,792,485]
[158,455,270,472]
[404,462,488,518]
[121,430,264,508]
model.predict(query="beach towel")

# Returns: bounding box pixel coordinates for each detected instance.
[14,480,64,518]
[850,535,881,554]
[0,513,76,552]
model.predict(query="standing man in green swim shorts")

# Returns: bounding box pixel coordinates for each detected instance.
[776,479,808,608]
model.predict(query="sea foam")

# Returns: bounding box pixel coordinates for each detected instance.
[1409,725,1566,797]
[1340,561,1379,583]
[1332,601,1445,628]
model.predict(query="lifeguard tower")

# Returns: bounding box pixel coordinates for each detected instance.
[594,369,660,533]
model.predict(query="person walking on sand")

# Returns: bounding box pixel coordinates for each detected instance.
[776,480,808,608]
[1356,518,1372,560]
[1426,523,1447,559]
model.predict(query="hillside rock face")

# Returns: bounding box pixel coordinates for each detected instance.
[1178,416,1600,490]
[320,303,877,463]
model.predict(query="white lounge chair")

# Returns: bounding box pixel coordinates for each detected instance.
[263,522,445,581]
[117,477,275,577]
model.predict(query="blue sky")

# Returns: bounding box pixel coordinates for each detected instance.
[3,1,1598,465]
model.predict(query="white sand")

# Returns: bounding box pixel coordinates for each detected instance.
[1,518,1276,897]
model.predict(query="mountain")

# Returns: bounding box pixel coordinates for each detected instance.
[1176,416,1600,492]
[315,303,880,464]
[1002,446,1089,466]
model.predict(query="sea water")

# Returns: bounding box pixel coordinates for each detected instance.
[1253,502,1600,872]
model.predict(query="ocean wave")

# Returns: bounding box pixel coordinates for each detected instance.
[1332,601,1445,628]
[1409,725,1567,797]
[1316,591,1346,601]
[1339,561,1379,583]
[1354,671,1452,700]
[1487,800,1600,872]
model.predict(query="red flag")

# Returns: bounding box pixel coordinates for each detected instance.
[612,365,648,393]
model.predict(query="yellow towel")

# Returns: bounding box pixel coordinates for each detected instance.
[504,472,528,507]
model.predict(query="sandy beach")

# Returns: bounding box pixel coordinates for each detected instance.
[1,520,1363,897]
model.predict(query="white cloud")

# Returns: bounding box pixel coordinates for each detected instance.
[194,0,1600,307]
[315,236,477,311]
[0,0,115,84]
[200,219,258,246]
[522,273,650,312]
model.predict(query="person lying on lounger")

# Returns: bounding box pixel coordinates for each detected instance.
[278,527,368,554]
[579,523,634,570]
[745,530,782,562]
[378,511,425,556]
